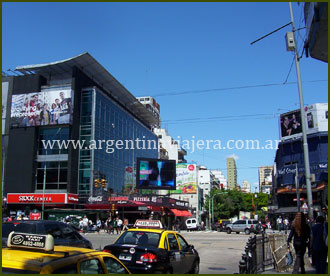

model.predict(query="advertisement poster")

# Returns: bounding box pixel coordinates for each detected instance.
[279,103,328,140]
[10,89,73,127]
[173,163,197,194]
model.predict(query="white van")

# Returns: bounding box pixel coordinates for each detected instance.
[185,218,201,231]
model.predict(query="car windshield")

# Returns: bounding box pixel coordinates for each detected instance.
[2,223,36,238]
[115,231,161,247]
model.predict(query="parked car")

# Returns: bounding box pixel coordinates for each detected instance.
[226,219,261,235]
[185,218,201,231]
[2,220,93,249]
[3,232,130,274]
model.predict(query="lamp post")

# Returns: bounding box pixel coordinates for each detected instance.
[288,2,313,219]
[41,162,47,220]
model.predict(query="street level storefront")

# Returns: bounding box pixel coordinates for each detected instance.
[274,132,328,218]
[5,193,79,219]
[82,195,193,229]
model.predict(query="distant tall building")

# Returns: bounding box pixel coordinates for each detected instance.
[136,96,161,127]
[226,157,237,189]
[211,170,227,190]
[258,166,273,194]
[241,180,251,193]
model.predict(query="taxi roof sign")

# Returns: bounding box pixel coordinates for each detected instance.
[7,232,54,252]
[134,220,163,229]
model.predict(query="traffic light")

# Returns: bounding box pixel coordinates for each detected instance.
[112,204,115,211]
[101,179,107,188]
[94,179,100,187]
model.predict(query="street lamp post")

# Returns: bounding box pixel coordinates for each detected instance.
[288,2,313,219]
[41,163,47,220]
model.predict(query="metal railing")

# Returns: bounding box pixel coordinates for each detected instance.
[238,233,274,274]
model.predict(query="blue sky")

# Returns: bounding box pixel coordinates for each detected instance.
[3,2,328,190]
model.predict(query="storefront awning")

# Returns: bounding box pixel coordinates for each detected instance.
[170,209,192,217]
[180,210,193,217]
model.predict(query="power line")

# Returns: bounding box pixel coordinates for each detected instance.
[162,114,278,125]
[162,113,276,123]
[138,79,327,98]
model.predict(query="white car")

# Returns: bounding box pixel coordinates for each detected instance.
[185,218,201,231]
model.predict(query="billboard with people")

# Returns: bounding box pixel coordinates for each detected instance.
[10,89,73,127]
[279,103,328,140]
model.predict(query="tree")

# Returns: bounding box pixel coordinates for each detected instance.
[205,188,269,221]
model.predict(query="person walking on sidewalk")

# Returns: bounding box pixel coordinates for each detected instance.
[287,212,311,274]
[311,216,328,274]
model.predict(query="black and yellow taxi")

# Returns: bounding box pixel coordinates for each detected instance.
[103,220,200,274]
[2,231,130,274]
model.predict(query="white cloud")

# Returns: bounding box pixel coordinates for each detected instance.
[227,153,239,160]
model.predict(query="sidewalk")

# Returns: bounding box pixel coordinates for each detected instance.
[262,256,328,274]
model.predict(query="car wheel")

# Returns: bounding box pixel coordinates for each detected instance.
[236,232,240,234]
[190,260,200,274]
[227,228,232,234]
[245,229,250,235]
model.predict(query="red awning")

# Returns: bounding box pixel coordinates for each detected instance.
[180,210,193,217]
[170,209,192,217]
[170,209,183,216]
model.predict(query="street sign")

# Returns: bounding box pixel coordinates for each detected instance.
[301,202,308,210]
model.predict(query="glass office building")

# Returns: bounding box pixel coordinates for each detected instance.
[78,88,158,200]
[4,53,159,207]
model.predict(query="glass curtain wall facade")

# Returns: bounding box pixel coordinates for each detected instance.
[78,87,158,199]
[35,85,71,193]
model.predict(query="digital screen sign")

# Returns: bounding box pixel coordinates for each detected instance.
[136,158,176,190]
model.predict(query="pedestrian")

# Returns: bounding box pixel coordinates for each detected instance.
[109,218,114,234]
[311,216,328,274]
[284,217,289,234]
[113,218,118,234]
[117,217,123,234]
[96,218,101,234]
[82,215,89,235]
[277,216,283,232]
[79,218,83,231]
[201,220,205,231]
[287,212,311,274]
[122,218,129,231]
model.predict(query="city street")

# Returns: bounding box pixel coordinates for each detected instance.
[85,230,251,274]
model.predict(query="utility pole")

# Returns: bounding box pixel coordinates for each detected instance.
[295,163,301,212]
[288,2,313,220]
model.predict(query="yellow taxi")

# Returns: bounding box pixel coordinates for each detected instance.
[103,220,200,274]
[2,232,130,274]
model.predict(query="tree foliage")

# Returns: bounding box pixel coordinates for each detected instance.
[205,188,269,220]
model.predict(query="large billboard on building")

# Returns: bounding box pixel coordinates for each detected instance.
[172,163,197,194]
[10,89,73,127]
[136,158,176,190]
[280,103,328,140]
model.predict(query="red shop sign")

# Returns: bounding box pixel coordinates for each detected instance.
[7,193,78,204]
[30,212,41,220]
